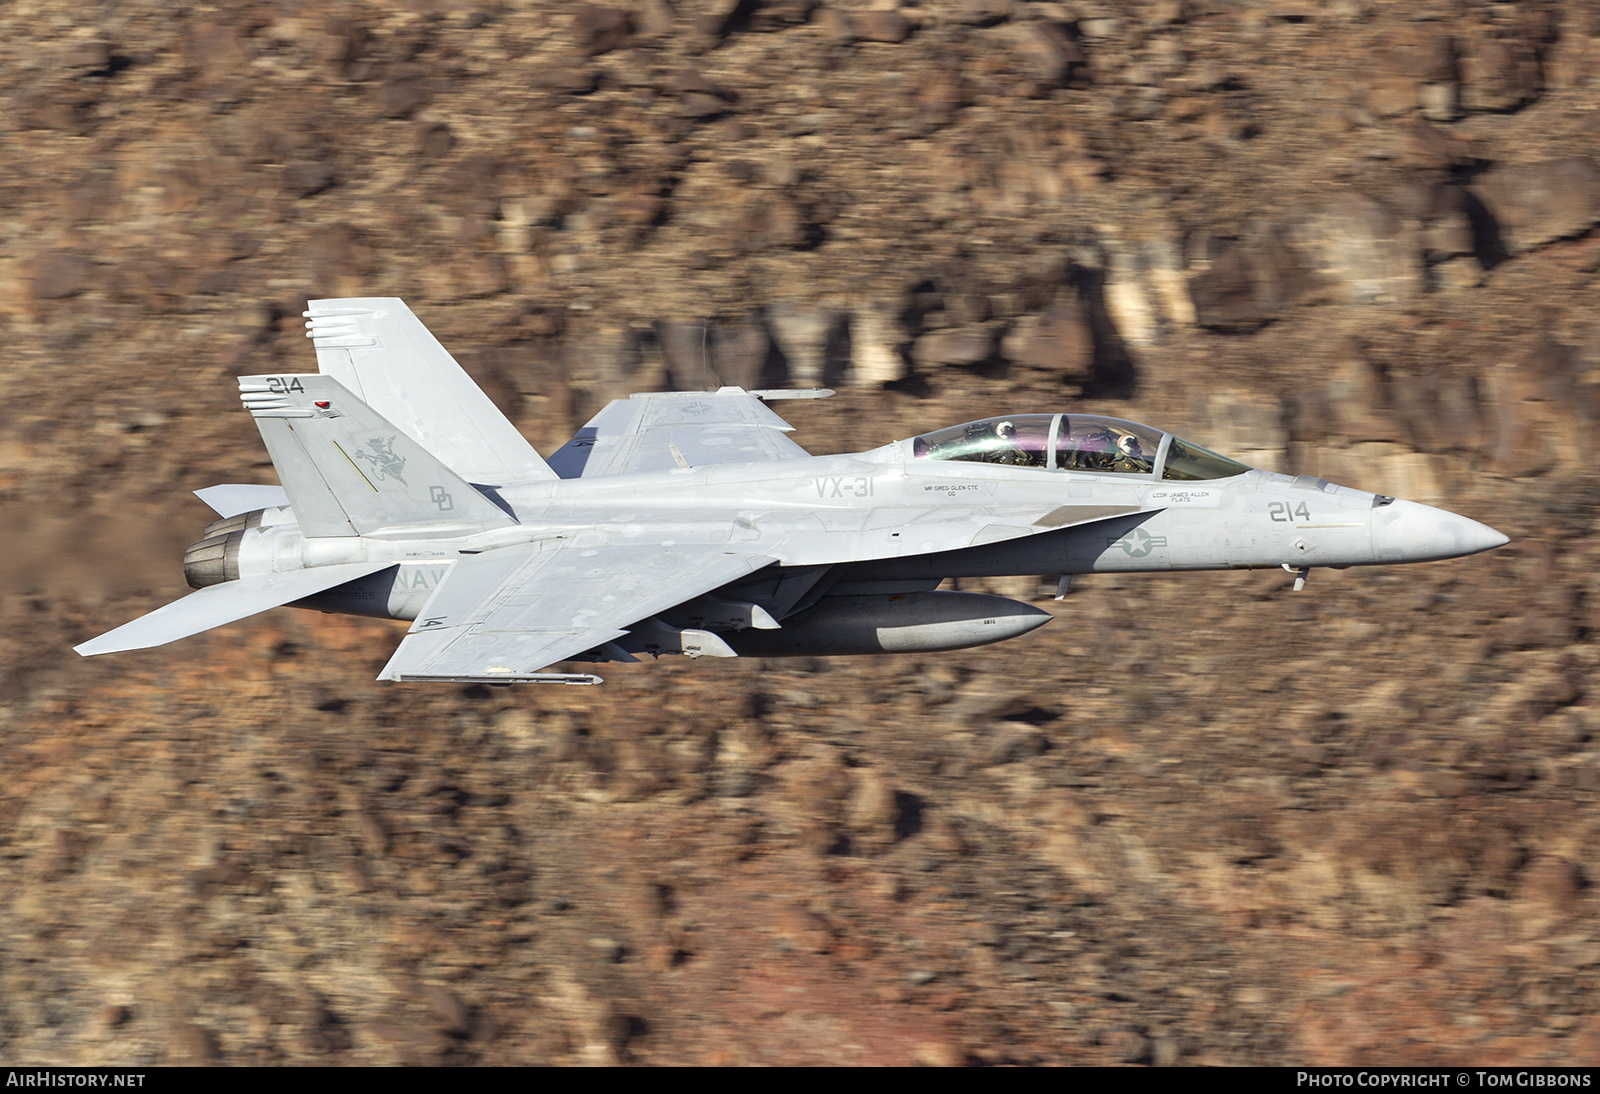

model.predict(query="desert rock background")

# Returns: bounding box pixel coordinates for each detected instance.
[2,0,1599,1066]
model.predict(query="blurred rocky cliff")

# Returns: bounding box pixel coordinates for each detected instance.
[3,0,1600,1066]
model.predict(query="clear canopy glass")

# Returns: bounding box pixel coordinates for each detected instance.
[911,414,1053,468]
[912,413,1251,480]
[1057,416,1162,474]
[1160,436,1251,481]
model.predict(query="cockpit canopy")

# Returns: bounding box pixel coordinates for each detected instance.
[911,414,1251,481]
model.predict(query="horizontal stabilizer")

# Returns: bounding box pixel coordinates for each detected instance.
[194,484,290,519]
[74,562,394,656]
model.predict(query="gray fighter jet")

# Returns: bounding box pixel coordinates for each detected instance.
[75,298,1509,684]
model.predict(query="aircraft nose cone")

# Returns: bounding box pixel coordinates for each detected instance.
[1373,499,1509,562]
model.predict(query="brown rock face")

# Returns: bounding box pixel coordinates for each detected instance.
[1474,158,1600,256]
[1008,20,1085,91]
[912,324,998,368]
[1189,227,1309,330]
[1002,303,1095,379]
[857,11,913,45]
[29,253,91,300]
[748,1,818,33]
[5,0,1600,1069]
[1457,34,1542,114]
[1291,193,1422,306]
[571,5,632,56]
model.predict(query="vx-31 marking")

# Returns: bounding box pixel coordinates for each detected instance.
[814,475,876,498]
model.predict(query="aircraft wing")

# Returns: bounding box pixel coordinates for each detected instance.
[546,389,821,479]
[378,542,776,682]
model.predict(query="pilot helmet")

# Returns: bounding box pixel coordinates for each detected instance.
[996,420,1017,438]
[1117,433,1143,456]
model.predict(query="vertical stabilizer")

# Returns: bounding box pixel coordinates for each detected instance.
[304,298,557,486]
[241,374,520,538]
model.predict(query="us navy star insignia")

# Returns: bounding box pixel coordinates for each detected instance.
[1109,527,1168,558]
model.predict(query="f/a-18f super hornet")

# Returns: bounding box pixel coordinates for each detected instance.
[75,298,1509,684]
